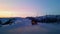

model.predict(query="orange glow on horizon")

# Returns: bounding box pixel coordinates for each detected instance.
[0,11,13,17]
[0,11,37,18]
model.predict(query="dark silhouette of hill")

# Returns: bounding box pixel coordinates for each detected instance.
[2,18,16,25]
[26,15,60,24]
[0,17,24,27]
[0,18,16,26]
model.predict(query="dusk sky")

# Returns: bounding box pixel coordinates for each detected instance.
[0,0,60,17]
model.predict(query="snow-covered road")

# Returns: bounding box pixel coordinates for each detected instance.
[0,19,60,34]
